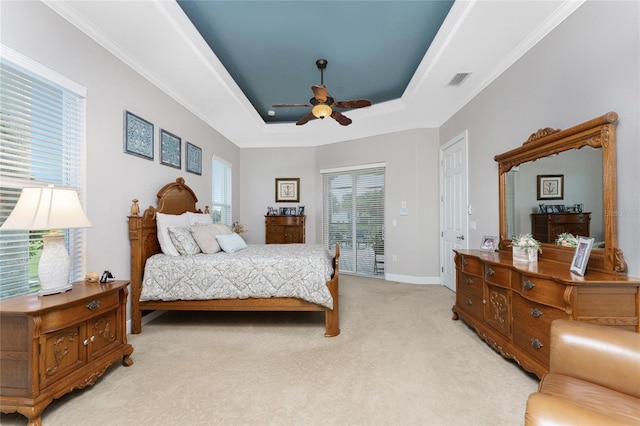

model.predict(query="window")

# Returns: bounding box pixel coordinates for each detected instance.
[212,157,231,225]
[0,47,87,299]
[322,164,385,277]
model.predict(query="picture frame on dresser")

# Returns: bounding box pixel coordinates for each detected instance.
[123,110,154,160]
[480,235,498,252]
[570,236,595,276]
[160,129,181,169]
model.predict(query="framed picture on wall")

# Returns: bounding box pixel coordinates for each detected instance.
[123,110,154,160]
[275,178,300,202]
[160,129,181,169]
[185,142,202,175]
[537,174,564,200]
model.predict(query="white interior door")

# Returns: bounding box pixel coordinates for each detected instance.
[440,132,468,292]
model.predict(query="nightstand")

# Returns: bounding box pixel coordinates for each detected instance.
[0,280,134,426]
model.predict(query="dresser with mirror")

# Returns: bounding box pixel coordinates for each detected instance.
[452,112,640,379]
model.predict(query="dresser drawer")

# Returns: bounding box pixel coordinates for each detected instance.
[40,292,119,333]
[458,271,483,299]
[456,289,484,322]
[485,264,511,288]
[266,225,284,235]
[513,292,567,329]
[266,216,302,226]
[458,255,483,277]
[514,275,567,310]
[550,214,589,224]
[513,320,550,366]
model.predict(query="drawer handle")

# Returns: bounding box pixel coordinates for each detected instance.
[83,335,96,346]
[523,280,535,290]
[466,299,473,306]
[86,300,101,311]
[465,277,473,285]
[531,338,544,350]
[462,258,468,267]
[486,267,495,277]
[530,307,543,318]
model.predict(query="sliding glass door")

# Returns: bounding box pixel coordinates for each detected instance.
[322,165,385,277]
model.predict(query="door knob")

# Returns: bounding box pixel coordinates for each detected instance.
[456,235,465,240]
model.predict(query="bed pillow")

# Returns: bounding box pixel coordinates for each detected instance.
[168,226,201,255]
[156,212,189,256]
[190,223,232,254]
[216,232,247,254]
[187,212,213,226]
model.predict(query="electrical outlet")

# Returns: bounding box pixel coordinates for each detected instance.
[392,255,397,261]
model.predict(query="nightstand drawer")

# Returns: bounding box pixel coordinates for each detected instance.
[40,291,119,333]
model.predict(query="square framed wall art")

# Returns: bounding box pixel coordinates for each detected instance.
[186,142,202,175]
[275,178,300,202]
[160,129,181,169]
[123,110,154,160]
[537,174,564,200]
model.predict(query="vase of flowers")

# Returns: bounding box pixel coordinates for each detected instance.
[555,232,578,247]
[231,221,247,234]
[509,233,542,262]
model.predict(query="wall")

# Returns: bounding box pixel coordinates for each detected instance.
[239,147,316,243]
[440,1,640,276]
[314,129,441,283]
[1,2,240,282]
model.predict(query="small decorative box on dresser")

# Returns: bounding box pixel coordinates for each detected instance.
[265,215,305,244]
[531,212,591,243]
[452,250,640,379]
[0,280,134,426]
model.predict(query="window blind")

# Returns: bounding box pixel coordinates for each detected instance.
[0,51,86,299]
[212,157,232,225]
[322,165,385,277]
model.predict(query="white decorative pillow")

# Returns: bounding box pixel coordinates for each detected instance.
[168,227,201,255]
[187,212,213,226]
[156,212,189,256]
[216,232,247,254]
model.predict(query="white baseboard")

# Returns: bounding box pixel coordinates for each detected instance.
[383,273,441,285]
[126,310,166,335]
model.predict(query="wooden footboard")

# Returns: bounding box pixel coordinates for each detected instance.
[127,178,340,337]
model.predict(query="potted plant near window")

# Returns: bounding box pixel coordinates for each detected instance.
[509,233,542,262]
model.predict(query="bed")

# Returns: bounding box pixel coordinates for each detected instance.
[127,177,340,336]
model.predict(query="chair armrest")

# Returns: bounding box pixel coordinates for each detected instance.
[550,319,640,398]
[525,393,625,426]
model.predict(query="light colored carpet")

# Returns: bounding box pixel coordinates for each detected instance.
[1,275,538,425]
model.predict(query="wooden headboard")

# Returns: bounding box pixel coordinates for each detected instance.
[128,177,206,309]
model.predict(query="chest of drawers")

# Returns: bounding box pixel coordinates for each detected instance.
[0,281,134,425]
[531,212,591,243]
[265,215,305,244]
[452,250,639,379]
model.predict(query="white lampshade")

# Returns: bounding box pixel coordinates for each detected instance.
[1,186,92,231]
[1,186,92,295]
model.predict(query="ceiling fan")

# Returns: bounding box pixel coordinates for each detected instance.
[272,59,372,126]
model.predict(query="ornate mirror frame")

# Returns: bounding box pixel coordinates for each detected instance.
[494,112,627,274]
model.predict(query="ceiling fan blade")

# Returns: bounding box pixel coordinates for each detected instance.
[296,112,315,126]
[311,85,328,103]
[272,103,313,108]
[333,99,372,109]
[331,110,352,126]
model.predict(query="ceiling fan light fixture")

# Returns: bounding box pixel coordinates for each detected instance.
[312,104,332,119]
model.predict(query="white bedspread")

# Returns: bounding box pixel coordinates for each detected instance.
[140,244,334,308]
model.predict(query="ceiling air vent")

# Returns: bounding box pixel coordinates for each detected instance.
[448,73,471,86]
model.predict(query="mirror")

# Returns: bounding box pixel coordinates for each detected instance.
[495,112,627,274]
